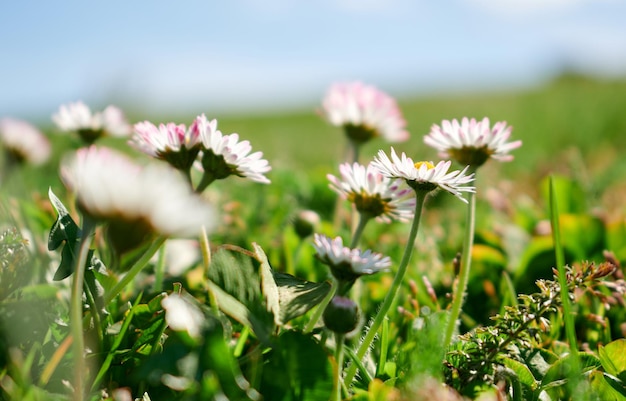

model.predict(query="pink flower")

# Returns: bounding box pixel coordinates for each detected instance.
[0,118,51,165]
[321,81,409,144]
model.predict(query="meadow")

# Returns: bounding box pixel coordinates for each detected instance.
[2,72,626,400]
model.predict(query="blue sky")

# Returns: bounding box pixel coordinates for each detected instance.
[1,0,625,119]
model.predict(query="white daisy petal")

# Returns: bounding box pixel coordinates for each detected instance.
[313,234,391,278]
[424,117,522,166]
[372,147,475,203]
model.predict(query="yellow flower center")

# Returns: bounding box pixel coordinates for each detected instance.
[414,161,435,170]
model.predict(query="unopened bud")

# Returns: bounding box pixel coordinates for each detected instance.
[323,296,360,334]
[293,210,321,239]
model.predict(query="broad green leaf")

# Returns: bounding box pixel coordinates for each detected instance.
[589,371,626,400]
[540,352,601,388]
[273,272,331,325]
[600,339,626,379]
[253,242,280,325]
[500,356,538,390]
[207,281,272,344]
[260,331,333,401]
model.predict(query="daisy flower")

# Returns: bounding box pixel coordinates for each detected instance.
[130,121,202,172]
[52,101,132,144]
[321,81,409,144]
[60,146,215,255]
[327,162,415,223]
[0,118,51,165]
[372,147,475,202]
[162,293,205,340]
[424,117,522,167]
[313,233,390,282]
[191,114,271,189]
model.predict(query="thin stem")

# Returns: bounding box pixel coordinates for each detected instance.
[104,236,166,304]
[303,280,338,333]
[334,333,346,401]
[343,190,427,384]
[200,225,219,314]
[443,187,477,348]
[154,243,167,293]
[549,176,580,384]
[71,220,95,401]
[349,212,371,249]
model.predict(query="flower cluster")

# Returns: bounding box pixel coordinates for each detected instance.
[130,113,271,190]
[53,101,131,143]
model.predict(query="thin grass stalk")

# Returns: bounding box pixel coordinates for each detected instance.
[70,220,95,401]
[549,176,580,387]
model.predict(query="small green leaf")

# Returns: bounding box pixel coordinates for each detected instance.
[273,272,331,325]
[540,352,601,388]
[253,242,281,325]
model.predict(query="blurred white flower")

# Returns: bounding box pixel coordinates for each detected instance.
[321,81,409,144]
[313,233,390,281]
[163,239,201,276]
[52,101,131,143]
[0,118,50,165]
[191,114,271,187]
[372,147,475,202]
[130,121,202,171]
[60,146,215,253]
[424,117,522,167]
[162,293,205,339]
[328,162,415,223]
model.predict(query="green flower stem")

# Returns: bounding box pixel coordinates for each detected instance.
[154,244,166,293]
[334,333,346,401]
[443,186,476,348]
[350,140,360,164]
[104,236,166,305]
[349,212,371,249]
[303,279,338,334]
[343,190,427,385]
[70,219,95,401]
[196,171,216,193]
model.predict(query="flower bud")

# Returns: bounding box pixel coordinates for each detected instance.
[293,210,320,239]
[323,296,360,334]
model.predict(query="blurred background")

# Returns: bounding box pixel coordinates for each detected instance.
[2,0,625,118]
[2,0,626,183]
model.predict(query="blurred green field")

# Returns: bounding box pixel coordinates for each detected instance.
[5,73,626,196]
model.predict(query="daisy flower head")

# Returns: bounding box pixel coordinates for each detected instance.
[162,293,205,340]
[321,81,409,144]
[0,118,51,165]
[130,120,202,172]
[313,233,391,282]
[372,147,475,202]
[191,114,271,187]
[424,117,522,167]
[327,162,415,223]
[52,101,131,144]
[60,146,216,255]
